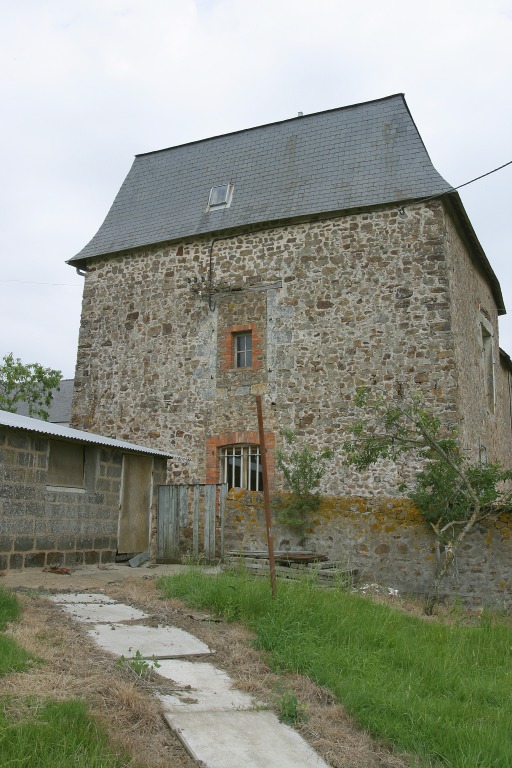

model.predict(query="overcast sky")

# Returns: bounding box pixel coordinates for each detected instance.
[1,0,511,379]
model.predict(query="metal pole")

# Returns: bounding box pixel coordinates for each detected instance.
[256,395,277,598]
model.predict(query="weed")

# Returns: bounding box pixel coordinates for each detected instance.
[0,587,20,629]
[181,552,208,566]
[277,690,308,724]
[116,650,161,679]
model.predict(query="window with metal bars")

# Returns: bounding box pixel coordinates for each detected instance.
[220,444,263,491]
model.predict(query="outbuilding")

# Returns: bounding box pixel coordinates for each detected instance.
[0,410,180,570]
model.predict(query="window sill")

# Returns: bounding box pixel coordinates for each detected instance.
[46,486,86,494]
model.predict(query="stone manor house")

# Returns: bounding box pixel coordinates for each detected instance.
[68,93,512,495]
[67,93,512,600]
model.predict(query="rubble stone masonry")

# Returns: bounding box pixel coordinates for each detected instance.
[70,200,512,602]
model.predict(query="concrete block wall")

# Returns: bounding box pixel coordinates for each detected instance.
[0,426,167,570]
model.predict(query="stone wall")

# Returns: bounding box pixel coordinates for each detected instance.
[223,492,512,607]
[0,425,167,569]
[70,198,512,603]
[70,200,501,497]
[444,208,511,464]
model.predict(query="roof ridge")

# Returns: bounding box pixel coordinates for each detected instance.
[135,93,406,158]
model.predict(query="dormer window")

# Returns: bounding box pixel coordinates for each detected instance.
[207,183,234,211]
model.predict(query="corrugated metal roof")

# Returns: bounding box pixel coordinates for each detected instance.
[69,94,453,265]
[0,410,186,459]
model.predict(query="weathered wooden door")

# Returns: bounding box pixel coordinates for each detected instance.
[118,454,153,554]
[157,483,227,562]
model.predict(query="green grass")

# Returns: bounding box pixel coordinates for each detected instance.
[0,588,20,629]
[0,588,133,767]
[158,569,512,768]
[0,699,130,767]
[0,588,33,676]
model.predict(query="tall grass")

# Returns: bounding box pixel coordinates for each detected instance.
[158,570,512,768]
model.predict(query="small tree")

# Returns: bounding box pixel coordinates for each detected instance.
[343,388,512,613]
[0,353,61,421]
[273,430,332,543]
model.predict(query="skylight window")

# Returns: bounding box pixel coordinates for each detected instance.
[207,183,234,211]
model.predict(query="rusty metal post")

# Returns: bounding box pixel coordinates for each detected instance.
[256,395,277,598]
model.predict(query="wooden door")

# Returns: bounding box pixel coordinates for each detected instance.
[118,454,153,554]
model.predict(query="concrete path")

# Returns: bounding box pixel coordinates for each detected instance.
[49,592,331,768]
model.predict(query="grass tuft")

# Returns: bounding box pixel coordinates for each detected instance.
[158,569,512,768]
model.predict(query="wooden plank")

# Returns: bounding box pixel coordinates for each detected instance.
[204,484,216,560]
[220,483,227,561]
[179,485,189,527]
[193,484,200,557]
[157,486,170,561]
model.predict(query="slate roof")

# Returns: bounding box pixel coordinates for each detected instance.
[14,379,74,425]
[69,94,453,265]
[68,93,505,314]
[0,409,183,458]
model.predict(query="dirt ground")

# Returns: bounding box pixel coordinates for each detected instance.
[1,564,415,768]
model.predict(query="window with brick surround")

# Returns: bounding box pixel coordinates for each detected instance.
[235,331,252,368]
[220,444,263,491]
[219,323,263,374]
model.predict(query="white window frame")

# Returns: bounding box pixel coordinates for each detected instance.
[219,444,263,491]
[206,183,234,211]
[234,331,252,368]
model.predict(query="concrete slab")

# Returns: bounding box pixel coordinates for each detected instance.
[55,602,148,623]
[165,710,331,768]
[49,593,117,603]
[157,660,256,711]
[2,564,221,591]
[88,623,213,659]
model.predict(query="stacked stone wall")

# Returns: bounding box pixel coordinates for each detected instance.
[224,492,512,607]
[70,199,512,603]
[72,201,463,496]
[443,209,512,466]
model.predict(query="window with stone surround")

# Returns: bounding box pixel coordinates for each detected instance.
[234,331,252,368]
[220,444,263,491]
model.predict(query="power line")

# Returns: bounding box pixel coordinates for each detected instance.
[399,159,512,213]
[453,160,512,192]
